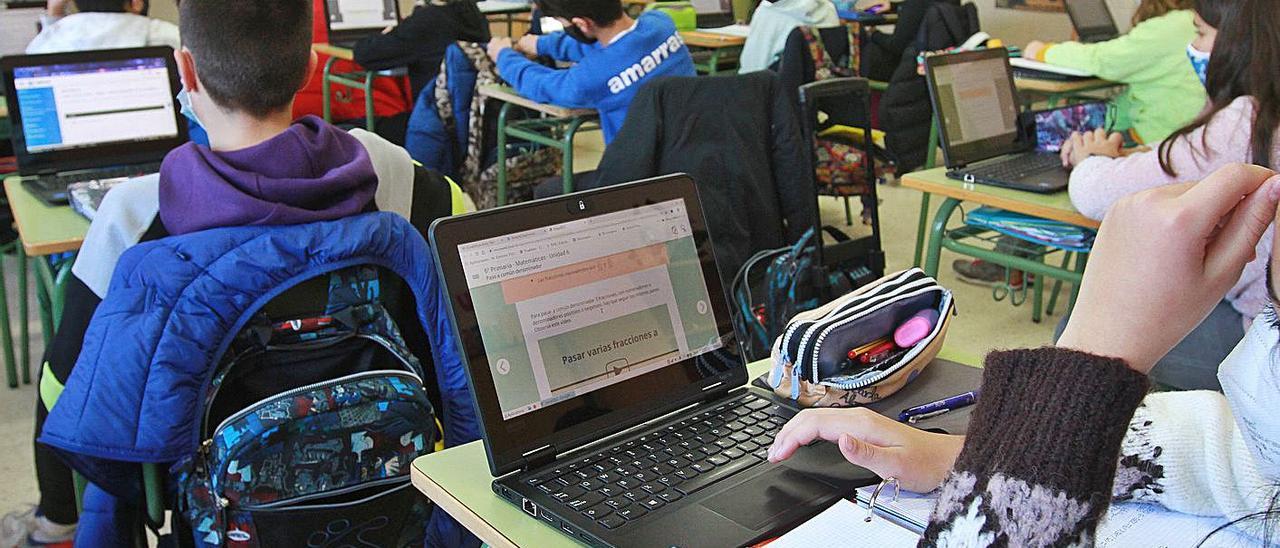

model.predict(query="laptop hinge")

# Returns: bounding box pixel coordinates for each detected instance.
[520,444,557,471]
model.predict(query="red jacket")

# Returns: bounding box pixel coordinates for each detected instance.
[293,0,412,121]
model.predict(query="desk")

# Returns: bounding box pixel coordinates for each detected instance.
[479,0,533,36]
[1015,76,1124,108]
[680,30,746,75]
[902,167,1098,320]
[2,177,87,386]
[479,85,597,206]
[312,43,408,131]
[411,355,981,547]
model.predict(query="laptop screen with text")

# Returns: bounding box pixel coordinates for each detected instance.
[327,0,398,32]
[12,56,179,155]
[457,199,724,421]
[926,49,1023,166]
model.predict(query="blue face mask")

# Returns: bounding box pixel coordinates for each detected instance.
[177,88,204,129]
[1187,43,1210,86]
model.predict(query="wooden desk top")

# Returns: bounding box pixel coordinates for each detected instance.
[1014,76,1122,95]
[680,30,747,48]
[0,102,7,118]
[4,177,90,256]
[312,43,355,61]
[478,84,597,118]
[411,354,981,548]
[900,167,1100,228]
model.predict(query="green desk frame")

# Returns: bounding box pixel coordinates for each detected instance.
[492,99,598,206]
[690,45,741,75]
[320,58,408,131]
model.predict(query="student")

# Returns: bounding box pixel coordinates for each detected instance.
[1058,0,1274,391]
[486,0,695,144]
[737,0,839,73]
[26,0,179,54]
[0,0,462,544]
[770,164,1280,545]
[352,0,492,100]
[1023,0,1205,144]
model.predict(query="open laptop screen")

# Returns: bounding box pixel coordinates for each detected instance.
[432,176,744,475]
[925,48,1022,167]
[1066,0,1119,41]
[326,0,398,32]
[12,57,179,154]
[458,198,724,421]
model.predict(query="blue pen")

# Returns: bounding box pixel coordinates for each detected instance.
[897,390,979,422]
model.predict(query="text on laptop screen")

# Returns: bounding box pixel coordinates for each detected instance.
[12,57,178,154]
[932,55,1018,149]
[690,0,731,15]
[327,0,398,31]
[458,199,724,421]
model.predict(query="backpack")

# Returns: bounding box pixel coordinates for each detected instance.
[731,227,876,361]
[175,265,437,547]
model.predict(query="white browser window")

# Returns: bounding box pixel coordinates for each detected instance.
[328,0,398,31]
[459,199,724,420]
[13,57,177,154]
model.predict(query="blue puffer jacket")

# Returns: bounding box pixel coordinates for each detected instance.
[39,212,480,546]
[405,43,478,176]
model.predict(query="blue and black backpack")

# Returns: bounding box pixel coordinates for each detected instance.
[175,266,438,547]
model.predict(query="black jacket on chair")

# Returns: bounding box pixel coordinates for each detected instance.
[590,72,818,290]
[353,2,491,100]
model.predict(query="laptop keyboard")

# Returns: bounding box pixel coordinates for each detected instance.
[32,163,162,192]
[964,153,1061,182]
[522,394,792,531]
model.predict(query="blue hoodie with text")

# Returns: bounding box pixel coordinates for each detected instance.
[496,11,696,143]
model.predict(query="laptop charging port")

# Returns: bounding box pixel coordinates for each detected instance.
[522,498,538,517]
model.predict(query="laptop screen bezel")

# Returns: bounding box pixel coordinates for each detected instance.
[1,46,188,175]
[923,47,1024,168]
[1065,0,1119,41]
[429,175,746,477]
[323,0,402,43]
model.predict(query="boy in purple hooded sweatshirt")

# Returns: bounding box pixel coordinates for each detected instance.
[1,0,468,544]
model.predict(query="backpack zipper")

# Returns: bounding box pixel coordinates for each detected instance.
[242,476,409,511]
[199,332,420,439]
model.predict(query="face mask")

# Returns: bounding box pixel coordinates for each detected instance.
[562,24,597,44]
[177,88,205,131]
[1218,308,1280,480]
[1186,43,1210,87]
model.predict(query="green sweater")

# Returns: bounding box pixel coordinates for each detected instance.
[1044,10,1205,143]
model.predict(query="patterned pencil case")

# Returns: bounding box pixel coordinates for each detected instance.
[768,268,954,407]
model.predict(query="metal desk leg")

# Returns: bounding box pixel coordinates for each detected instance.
[363,70,376,131]
[922,197,962,278]
[496,102,514,206]
[322,57,339,124]
[0,249,14,388]
[561,117,586,195]
[707,49,721,75]
[912,193,931,268]
[18,246,28,385]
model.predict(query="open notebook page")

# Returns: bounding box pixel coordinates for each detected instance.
[768,499,920,547]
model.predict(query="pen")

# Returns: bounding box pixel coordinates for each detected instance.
[906,408,950,423]
[897,390,979,422]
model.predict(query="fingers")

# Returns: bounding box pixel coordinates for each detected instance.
[768,409,904,463]
[1204,173,1280,281]
[837,433,891,474]
[1179,164,1278,233]
[1061,135,1074,167]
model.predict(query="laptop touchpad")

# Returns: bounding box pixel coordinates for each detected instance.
[700,467,835,530]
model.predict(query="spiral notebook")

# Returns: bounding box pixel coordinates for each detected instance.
[767,499,920,547]
[847,485,1256,547]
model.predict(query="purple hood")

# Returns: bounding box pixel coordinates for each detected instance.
[159,116,378,235]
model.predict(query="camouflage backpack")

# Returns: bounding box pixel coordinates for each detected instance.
[175,266,437,547]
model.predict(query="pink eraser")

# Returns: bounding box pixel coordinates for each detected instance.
[894,309,940,347]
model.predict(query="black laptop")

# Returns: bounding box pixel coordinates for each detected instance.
[430,175,877,548]
[1066,0,1120,43]
[1,47,187,205]
[323,0,401,48]
[924,48,1070,194]
[690,0,736,28]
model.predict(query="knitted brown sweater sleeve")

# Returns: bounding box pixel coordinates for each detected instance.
[920,347,1150,547]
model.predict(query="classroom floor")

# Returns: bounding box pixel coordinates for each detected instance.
[0,136,1061,527]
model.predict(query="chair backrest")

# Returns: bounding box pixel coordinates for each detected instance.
[645,1,699,30]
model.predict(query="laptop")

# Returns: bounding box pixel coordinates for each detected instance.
[924,48,1070,193]
[323,0,401,48]
[1065,0,1120,43]
[430,175,878,548]
[690,0,735,28]
[1,46,187,205]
